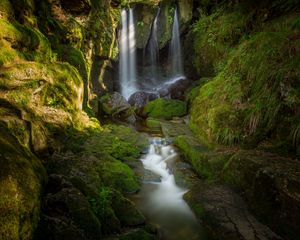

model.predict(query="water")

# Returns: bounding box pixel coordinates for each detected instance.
[146,8,160,85]
[169,8,184,79]
[132,137,202,240]
[119,9,137,99]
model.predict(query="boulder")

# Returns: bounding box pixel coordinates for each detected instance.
[142,98,187,120]
[223,151,300,240]
[128,91,159,108]
[158,77,191,99]
[99,92,136,123]
[36,174,102,240]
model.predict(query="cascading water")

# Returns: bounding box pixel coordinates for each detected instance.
[146,8,161,85]
[169,8,184,79]
[119,9,137,99]
[132,138,201,240]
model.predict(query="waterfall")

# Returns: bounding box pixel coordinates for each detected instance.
[119,8,137,99]
[147,8,160,84]
[169,8,184,79]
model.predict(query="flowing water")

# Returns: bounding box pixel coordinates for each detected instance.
[119,9,137,99]
[132,137,204,240]
[146,8,161,85]
[169,8,184,79]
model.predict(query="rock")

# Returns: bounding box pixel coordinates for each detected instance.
[142,98,187,120]
[128,91,159,108]
[223,151,300,239]
[146,118,161,131]
[38,175,102,240]
[0,123,46,240]
[111,191,145,226]
[99,92,136,123]
[158,77,191,99]
[185,183,283,240]
[178,0,193,30]
[135,4,158,49]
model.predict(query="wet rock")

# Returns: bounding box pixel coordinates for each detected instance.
[158,78,191,100]
[128,91,159,108]
[99,92,136,123]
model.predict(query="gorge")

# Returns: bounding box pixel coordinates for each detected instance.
[0,0,299,240]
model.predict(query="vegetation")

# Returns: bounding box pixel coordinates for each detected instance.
[190,2,300,156]
[143,98,187,120]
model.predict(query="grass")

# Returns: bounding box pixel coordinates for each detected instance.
[190,5,300,154]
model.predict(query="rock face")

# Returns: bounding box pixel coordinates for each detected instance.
[133,0,194,50]
[186,184,283,240]
[0,123,46,239]
[170,119,300,240]
[223,151,300,240]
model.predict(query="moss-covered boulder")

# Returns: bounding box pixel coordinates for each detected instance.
[0,123,46,239]
[146,118,161,131]
[111,191,145,226]
[142,98,187,120]
[38,175,102,240]
[174,135,234,181]
[100,92,136,123]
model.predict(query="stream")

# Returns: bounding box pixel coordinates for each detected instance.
[131,137,207,240]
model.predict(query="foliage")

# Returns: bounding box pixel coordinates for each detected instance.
[190,4,300,154]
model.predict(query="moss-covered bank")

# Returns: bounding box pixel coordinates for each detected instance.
[188,1,300,157]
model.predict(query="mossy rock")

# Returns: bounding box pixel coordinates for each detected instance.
[146,118,161,130]
[0,0,13,20]
[143,98,187,120]
[101,159,140,193]
[174,135,234,181]
[111,191,145,226]
[0,123,46,239]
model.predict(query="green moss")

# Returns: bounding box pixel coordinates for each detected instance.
[146,118,161,130]
[101,159,139,193]
[0,19,54,66]
[190,9,300,153]
[174,135,233,181]
[143,98,187,120]
[111,190,145,226]
[192,6,251,76]
[0,0,13,20]
[0,123,46,239]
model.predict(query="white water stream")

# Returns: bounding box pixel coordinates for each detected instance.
[133,138,201,240]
